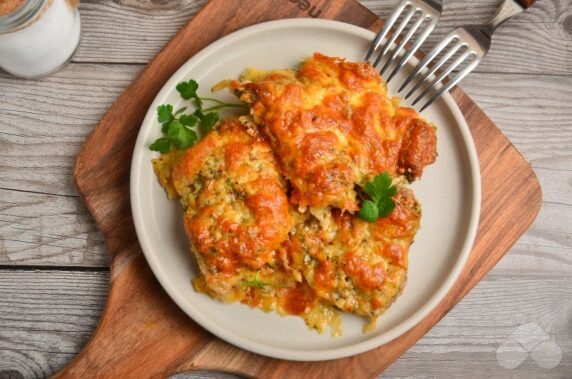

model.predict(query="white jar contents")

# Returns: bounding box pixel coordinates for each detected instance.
[0,0,81,78]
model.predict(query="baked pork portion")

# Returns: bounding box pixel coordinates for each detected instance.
[230,53,437,212]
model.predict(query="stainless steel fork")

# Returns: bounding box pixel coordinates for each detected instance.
[365,0,443,82]
[401,0,537,111]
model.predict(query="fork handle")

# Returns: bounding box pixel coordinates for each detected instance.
[516,0,536,8]
[488,0,536,32]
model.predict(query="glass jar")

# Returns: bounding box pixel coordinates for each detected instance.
[0,0,81,78]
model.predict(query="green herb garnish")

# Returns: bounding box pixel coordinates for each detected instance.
[149,79,247,153]
[358,172,398,222]
[242,271,267,289]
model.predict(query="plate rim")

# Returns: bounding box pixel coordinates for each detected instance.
[130,18,481,361]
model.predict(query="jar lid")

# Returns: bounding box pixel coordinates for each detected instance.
[0,0,46,34]
[0,0,26,16]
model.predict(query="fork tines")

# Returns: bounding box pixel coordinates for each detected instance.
[366,0,442,83]
[400,26,489,111]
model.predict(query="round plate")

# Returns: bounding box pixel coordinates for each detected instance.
[130,19,481,361]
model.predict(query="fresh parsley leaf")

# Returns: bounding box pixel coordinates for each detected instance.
[161,121,170,134]
[174,106,187,116]
[358,200,379,222]
[242,271,267,289]
[150,78,246,153]
[201,112,219,133]
[377,196,397,218]
[176,79,199,100]
[157,104,173,124]
[167,120,197,149]
[149,137,171,153]
[166,119,182,138]
[179,114,198,127]
[193,108,204,120]
[177,128,197,149]
[358,172,398,222]
[364,173,392,203]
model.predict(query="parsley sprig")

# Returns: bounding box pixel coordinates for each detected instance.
[358,172,398,222]
[149,79,247,153]
[242,271,288,289]
[242,271,268,289]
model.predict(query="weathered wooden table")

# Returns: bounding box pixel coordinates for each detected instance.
[0,0,571,377]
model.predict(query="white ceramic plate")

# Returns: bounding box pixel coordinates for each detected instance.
[131,19,481,361]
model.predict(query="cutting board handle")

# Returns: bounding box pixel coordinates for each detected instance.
[52,246,260,378]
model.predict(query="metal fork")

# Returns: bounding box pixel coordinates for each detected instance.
[365,0,443,83]
[401,0,537,111]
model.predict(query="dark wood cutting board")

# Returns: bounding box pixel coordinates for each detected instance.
[54,0,542,377]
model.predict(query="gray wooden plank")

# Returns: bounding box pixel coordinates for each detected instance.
[73,0,207,64]
[0,189,107,267]
[67,0,572,75]
[362,0,572,75]
[0,64,140,197]
[1,64,571,196]
[1,181,570,272]
[1,184,569,270]
[0,270,109,379]
[0,270,570,378]
[460,74,572,170]
[0,64,571,268]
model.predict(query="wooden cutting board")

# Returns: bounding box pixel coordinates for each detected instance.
[55,0,542,377]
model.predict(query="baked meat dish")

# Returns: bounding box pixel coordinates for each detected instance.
[287,188,420,326]
[153,118,341,334]
[229,53,436,212]
[151,53,437,335]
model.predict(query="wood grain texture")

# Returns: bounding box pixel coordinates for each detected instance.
[0,189,107,266]
[461,74,572,170]
[70,0,572,75]
[1,67,570,199]
[0,64,141,197]
[0,68,569,268]
[366,0,572,75]
[0,270,109,379]
[46,0,542,377]
[1,165,568,268]
[2,270,570,378]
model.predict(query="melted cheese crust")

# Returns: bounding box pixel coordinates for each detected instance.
[152,54,438,336]
[287,188,420,327]
[172,120,290,272]
[232,53,437,211]
[153,119,341,335]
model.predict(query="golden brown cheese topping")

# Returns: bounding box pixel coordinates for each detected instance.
[172,120,291,272]
[231,53,437,211]
[153,118,341,335]
[152,53,438,336]
[287,187,420,325]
